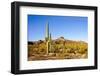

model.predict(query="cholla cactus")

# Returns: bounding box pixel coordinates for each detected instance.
[45,22,52,54]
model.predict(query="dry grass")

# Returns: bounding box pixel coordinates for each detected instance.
[28,39,88,61]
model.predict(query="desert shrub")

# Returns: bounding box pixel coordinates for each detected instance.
[28,39,88,60]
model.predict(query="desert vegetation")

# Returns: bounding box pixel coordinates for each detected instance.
[28,37,88,61]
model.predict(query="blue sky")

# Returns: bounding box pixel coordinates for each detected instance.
[28,15,88,42]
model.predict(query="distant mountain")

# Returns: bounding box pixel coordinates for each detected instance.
[55,37,65,41]
[28,36,87,45]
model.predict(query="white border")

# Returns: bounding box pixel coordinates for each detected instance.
[20,6,94,70]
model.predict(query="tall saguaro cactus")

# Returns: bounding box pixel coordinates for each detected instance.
[45,22,52,54]
[46,22,49,40]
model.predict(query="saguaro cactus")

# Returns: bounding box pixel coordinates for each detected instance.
[45,22,52,54]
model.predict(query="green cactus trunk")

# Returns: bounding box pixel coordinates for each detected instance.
[45,22,52,54]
